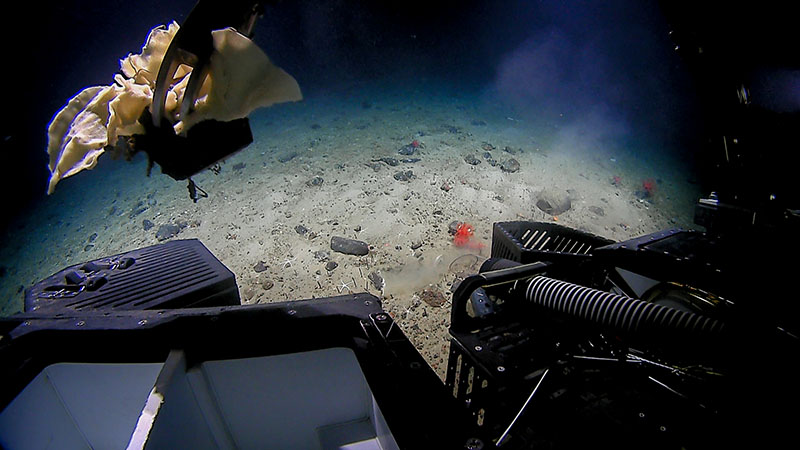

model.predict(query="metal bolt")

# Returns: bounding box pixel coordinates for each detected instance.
[138,319,148,326]
[639,412,646,418]
[474,345,483,351]
[76,320,85,327]
[660,425,666,432]
[287,309,297,315]
[497,366,505,372]
[375,313,389,322]
[364,300,371,306]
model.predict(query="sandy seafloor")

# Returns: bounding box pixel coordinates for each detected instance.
[0,80,701,380]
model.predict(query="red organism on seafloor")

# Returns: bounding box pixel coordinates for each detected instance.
[453,223,486,250]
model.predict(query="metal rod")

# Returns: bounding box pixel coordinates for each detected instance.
[538,236,551,250]
[524,230,541,249]
[496,368,550,447]
[648,376,688,399]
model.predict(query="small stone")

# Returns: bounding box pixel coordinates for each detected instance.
[88,233,98,243]
[420,288,447,307]
[253,261,269,273]
[314,250,330,261]
[500,158,520,173]
[398,144,417,156]
[295,224,309,235]
[155,224,181,241]
[464,154,481,165]
[393,170,415,182]
[325,261,338,271]
[376,157,399,166]
[448,221,462,235]
[440,181,452,191]
[411,241,423,250]
[331,236,370,256]
[142,219,154,231]
[84,244,94,252]
[261,279,274,290]
[307,176,324,186]
[368,272,385,291]
[536,188,572,215]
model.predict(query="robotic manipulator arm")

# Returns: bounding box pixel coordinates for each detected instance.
[135,0,276,202]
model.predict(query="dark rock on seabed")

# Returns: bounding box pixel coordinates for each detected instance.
[330,236,370,256]
[155,224,182,241]
[393,170,415,182]
[500,158,520,173]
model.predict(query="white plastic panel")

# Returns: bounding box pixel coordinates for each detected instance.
[0,363,162,450]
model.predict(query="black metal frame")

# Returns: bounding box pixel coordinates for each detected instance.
[442,222,799,448]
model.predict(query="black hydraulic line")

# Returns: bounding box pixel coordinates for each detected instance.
[525,276,725,335]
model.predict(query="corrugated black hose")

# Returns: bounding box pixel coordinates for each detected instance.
[524,275,725,336]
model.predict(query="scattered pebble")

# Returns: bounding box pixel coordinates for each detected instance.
[448,221,462,235]
[253,261,269,273]
[261,279,274,290]
[536,188,572,215]
[398,142,419,155]
[420,288,447,307]
[307,176,324,187]
[295,224,309,235]
[368,272,385,291]
[142,219,154,231]
[331,236,370,256]
[374,157,399,166]
[500,158,520,173]
[325,261,338,271]
[393,170,415,182]
[464,154,481,165]
[155,224,181,241]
